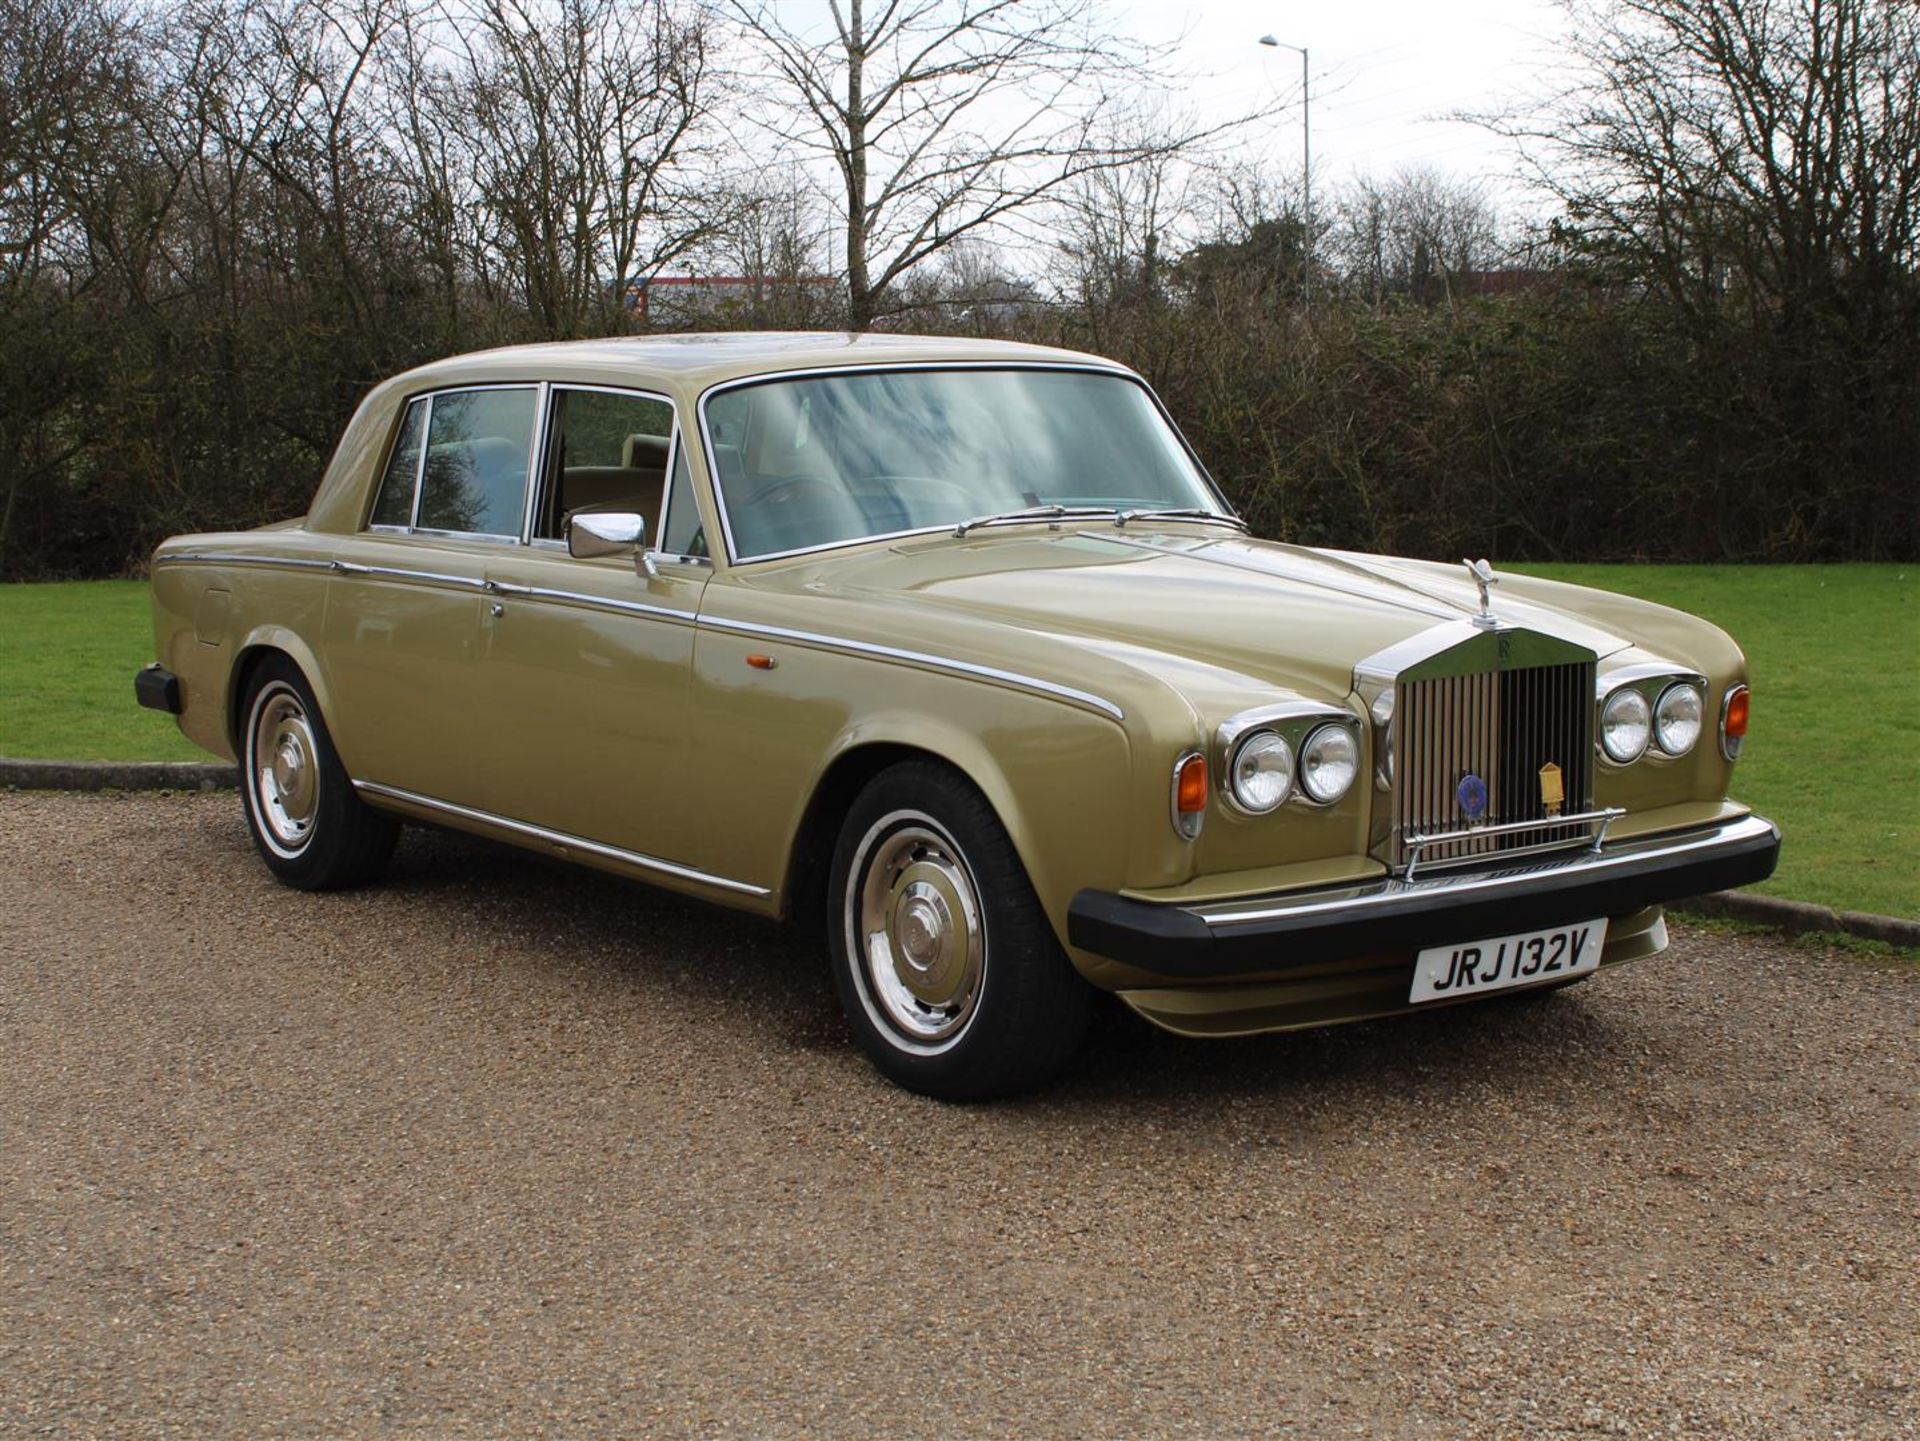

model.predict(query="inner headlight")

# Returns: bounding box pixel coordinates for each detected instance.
[1654,682,1703,755]
[1299,724,1359,804]
[1600,686,1651,763]
[1228,730,1293,813]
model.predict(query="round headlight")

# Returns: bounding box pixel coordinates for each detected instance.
[1654,682,1703,756]
[1299,724,1359,804]
[1228,730,1293,813]
[1600,686,1651,763]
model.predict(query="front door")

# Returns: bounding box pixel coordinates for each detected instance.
[477,387,711,869]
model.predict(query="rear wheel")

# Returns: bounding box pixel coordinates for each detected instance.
[239,656,397,890]
[828,761,1091,1100]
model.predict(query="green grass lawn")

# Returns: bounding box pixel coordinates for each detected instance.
[0,580,207,763]
[3,567,1915,918]
[1508,564,1916,921]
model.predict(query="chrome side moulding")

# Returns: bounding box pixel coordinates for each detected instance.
[487,579,695,626]
[332,560,488,590]
[352,780,770,897]
[153,551,337,573]
[695,614,1126,721]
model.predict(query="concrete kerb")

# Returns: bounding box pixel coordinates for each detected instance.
[4,756,1914,949]
[1676,889,1920,950]
[1,758,238,792]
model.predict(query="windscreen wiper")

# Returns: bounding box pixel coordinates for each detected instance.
[952,504,1116,537]
[1113,507,1248,531]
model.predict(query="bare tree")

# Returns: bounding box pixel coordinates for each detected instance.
[1051,102,1199,317]
[725,0,1270,329]
[703,171,839,325]
[1329,168,1500,305]
[1496,0,1920,328]
[444,0,719,336]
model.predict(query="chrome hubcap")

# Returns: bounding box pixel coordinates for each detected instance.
[852,817,985,1046]
[250,684,318,854]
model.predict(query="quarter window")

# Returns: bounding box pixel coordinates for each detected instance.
[368,398,427,527]
[661,442,705,556]
[415,387,537,536]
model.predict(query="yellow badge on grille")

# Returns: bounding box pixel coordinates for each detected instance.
[1539,762,1565,817]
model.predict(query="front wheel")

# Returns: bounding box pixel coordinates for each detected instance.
[828,762,1091,1100]
[239,656,398,890]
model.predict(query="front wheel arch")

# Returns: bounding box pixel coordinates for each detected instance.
[784,738,1032,935]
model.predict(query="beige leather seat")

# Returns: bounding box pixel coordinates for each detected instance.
[559,432,670,540]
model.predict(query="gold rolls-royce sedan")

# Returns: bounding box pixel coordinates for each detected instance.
[139,333,1779,1098]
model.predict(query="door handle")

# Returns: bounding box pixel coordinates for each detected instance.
[489,601,504,618]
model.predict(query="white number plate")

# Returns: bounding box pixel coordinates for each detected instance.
[1409,919,1607,1004]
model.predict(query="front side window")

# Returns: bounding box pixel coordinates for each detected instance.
[534,387,674,542]
[415,387,537,536]
[703,368,1224,561]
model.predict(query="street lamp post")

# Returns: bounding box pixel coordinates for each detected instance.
[1258,34,1310,307]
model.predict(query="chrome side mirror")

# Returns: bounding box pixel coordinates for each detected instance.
[567,511,647,560]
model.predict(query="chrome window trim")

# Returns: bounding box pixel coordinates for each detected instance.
[696,614,1126,722]
[405,527,524,546]
[518,380,552,544]
[353,780,768,897]
[694,361,1239,568]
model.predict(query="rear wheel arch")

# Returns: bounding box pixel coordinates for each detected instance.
[227,631,339,760]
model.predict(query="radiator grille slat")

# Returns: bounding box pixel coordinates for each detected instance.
[1393,659,1595,869]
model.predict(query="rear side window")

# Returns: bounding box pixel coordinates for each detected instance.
[415,387,537,536]
[368,398,427,527]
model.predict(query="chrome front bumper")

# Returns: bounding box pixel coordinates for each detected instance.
[1067,814,1781,978]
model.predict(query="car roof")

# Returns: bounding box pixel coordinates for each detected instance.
[387,331,1132,394]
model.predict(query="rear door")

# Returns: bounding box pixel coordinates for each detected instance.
[323,384,540,806]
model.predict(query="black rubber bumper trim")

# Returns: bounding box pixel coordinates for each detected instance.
[1068,819,1781,977]
[134,665,183,715]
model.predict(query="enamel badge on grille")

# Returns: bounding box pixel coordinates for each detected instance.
[1457,773,1489,825]
[1539,762,1565,818]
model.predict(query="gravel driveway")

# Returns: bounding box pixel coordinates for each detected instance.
[1,791,1914,1438]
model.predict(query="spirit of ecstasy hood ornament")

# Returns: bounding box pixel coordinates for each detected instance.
[1463,557,1499,629]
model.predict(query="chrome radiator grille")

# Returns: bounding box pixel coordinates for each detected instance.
[1392,660,1595,868]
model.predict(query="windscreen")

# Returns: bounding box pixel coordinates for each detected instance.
[703,368,1224,560]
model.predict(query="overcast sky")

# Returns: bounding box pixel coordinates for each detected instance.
[1113,0,1570,208]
